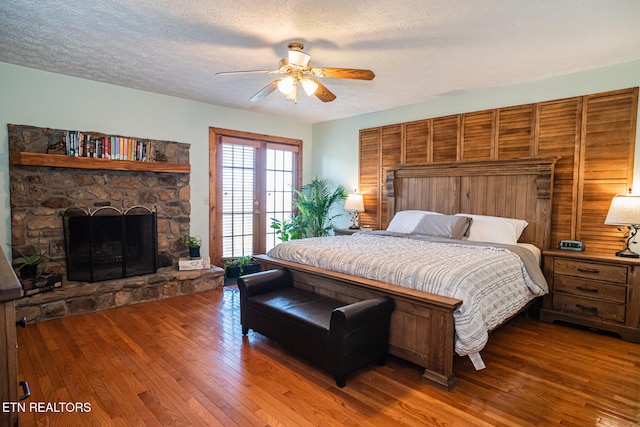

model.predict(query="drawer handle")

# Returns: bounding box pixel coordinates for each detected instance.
[576,286,598,293]
[577,267,600,275]
[576,304,598,315]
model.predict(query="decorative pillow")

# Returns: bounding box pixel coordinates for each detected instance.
[455,213,528,245]
[386,210,442,234]
[411,214,472,240]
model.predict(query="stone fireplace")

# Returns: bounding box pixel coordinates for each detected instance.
[8,124,223,322]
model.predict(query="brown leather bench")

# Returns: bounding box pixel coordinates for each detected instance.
[238,269,394,387]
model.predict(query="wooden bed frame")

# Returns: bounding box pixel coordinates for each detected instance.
[256,157,558,390]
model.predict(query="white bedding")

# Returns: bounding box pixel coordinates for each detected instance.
[267,232,548,369]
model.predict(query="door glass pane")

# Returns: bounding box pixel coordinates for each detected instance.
[265,147,295,251]
[221,143,255,258]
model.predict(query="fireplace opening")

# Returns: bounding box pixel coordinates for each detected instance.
[63,206,158,282]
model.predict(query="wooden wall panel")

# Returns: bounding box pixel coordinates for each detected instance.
[497,105,535,159]
[404,120,430,164]
[379,124,403,227]
[461,111,494,161]
[577,88,638,254]
[358,128,381,229]
[536,97,582,245]
[432,115,459,163]
[381,124,402,166]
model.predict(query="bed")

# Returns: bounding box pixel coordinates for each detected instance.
[256,157,558,390]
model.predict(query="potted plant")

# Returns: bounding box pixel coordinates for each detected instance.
[11,235,54,279]
[271,177,348,241]
[224,256,260,278]
[181,234,202,259]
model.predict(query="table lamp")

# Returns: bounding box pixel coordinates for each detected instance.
[344,193,365,230]
[604,193,640,258]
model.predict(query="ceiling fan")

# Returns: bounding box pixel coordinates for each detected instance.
[216,42,375,104]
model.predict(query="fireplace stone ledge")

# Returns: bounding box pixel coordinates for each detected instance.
[15,266,224,323]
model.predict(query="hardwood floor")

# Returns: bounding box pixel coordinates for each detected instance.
[15,286,640,426]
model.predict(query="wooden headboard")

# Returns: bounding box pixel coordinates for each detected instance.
[385,157,559,250]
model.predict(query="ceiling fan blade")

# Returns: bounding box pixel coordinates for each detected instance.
[250,78,282,102]
[313,67,375,80]
[308,77,336,102]
[216,69,279,76]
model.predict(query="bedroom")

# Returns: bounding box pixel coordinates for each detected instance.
[2,1,640,425]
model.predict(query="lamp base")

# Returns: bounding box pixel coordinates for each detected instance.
[615,248,640,258]
[348,225,360,230]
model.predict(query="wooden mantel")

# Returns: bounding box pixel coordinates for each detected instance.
[10,152,190,174]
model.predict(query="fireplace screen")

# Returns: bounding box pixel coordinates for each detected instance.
[63,206,158,282]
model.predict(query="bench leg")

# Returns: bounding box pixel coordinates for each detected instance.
[335,375,346,388]
[242,326,249,335]
[377,355,386,366]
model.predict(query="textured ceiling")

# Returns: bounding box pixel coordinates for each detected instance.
[1,0,640,124]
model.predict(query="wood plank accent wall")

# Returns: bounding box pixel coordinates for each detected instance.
[359,87,638,254]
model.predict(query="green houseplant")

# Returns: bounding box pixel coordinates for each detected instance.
[271,177,347,241]
[224,255,260,278]
[11,235,54,279]
[181,234,202,258]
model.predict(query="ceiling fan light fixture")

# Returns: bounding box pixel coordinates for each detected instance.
[301,78,318,96]
[277,76,295,95]
[285,82,298,102]
[288,45,311,67]
[217,41,374,104]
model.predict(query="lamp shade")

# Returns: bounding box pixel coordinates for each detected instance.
[288,50,311,67]
[604,194,640,226]
[301,78,318,96]
[277,76,295,95]
[344,193,365,212]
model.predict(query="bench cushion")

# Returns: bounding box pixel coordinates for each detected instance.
[248,287,344,340]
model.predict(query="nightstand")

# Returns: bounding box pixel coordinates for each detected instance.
[540,249,640,343]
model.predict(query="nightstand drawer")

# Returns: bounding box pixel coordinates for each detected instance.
[553,276,626,303]
[552,294,625,323]
[554,259,627,284]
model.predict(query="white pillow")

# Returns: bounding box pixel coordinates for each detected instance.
[386,210,442,234]
[455,213,528,245]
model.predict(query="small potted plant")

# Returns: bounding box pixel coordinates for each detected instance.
[181,235,202,259]
[224,255,260,278]
[11,235,53,279]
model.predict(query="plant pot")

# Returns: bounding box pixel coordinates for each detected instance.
[20,264,38,279]
[189,246,201,259]
[225,262,260,278]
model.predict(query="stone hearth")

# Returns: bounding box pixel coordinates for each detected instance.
[15,266,224,323]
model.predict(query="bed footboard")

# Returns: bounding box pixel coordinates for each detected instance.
[255,254,462,390]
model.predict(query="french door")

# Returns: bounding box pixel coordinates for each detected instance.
[209,128,301,266]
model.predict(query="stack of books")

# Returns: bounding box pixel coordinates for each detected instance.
[63,131,156,162]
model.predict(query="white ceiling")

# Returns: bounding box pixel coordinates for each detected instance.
[1,0,640,124]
